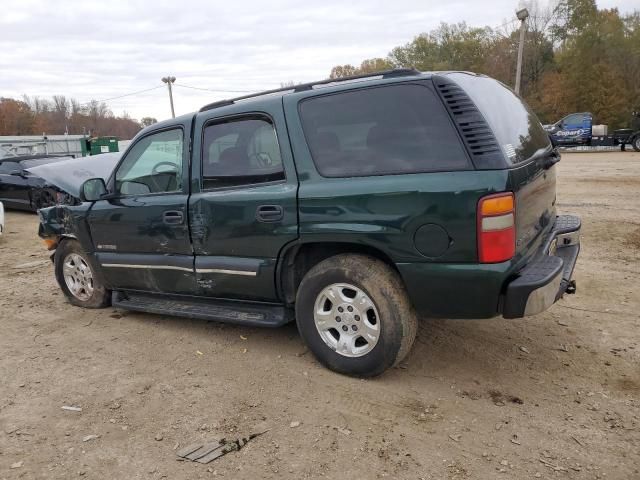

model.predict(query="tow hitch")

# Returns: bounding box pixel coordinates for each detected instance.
[566,279,577,295]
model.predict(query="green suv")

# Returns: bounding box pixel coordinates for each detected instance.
[38,69,580,376]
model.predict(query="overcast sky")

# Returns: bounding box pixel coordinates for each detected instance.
[1,0,636,123]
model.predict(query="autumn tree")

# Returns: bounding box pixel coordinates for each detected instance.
[330,58,394,78]
[328,0,639,128]
[0,98,35,135]
[1,95,144,138]
[140,117,158,127]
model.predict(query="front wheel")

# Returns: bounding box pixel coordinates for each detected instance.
[54,240,111,308]
[295,254,418,377]
[632,136,640,152]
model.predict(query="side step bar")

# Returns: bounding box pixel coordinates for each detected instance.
[112,291,293,328]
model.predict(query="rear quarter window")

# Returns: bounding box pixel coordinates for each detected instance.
[447,73,551,164]
[299,84,470,177]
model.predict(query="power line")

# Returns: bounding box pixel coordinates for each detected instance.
[79,85,164,106]
[31,81,256,111]
[174,83,256,93]
[494,18,519,31]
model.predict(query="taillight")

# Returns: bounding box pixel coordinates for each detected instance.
[478,192,515,263]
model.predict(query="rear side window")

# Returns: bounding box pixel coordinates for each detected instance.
[201,116,284,189]
[447,73,551,164]
[299,84,469,177]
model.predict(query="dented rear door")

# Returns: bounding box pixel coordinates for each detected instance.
[189,96,298,301]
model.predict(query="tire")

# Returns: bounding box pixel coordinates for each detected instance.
[295,254,418,377]
[54,239,111,308]
[632,135,640,152]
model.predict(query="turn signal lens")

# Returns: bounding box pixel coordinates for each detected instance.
[43,238,57,250]
[478,193,515,263]
[480,195,514,216]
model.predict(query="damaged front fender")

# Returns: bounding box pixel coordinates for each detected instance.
[38,203,112,289]
[38,204,94,254]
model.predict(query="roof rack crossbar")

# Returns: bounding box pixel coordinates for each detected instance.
[199,68,421,112]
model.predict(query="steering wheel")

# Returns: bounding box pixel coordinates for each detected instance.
[150,161,179,192]
[152,161,179,176]
[250,152,272,168]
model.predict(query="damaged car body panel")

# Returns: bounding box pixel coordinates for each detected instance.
[38,204,93,250]
[36,153,123,252]
[85,118,197,295]
[26,152,121,200]
[0,155,73,211]
[188,95,299,301]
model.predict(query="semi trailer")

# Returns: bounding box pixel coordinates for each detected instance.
[543,112,640,151]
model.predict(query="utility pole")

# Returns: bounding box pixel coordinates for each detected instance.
[161,76,176,118]
[514,8,529,95]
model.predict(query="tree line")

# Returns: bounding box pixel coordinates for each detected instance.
[330,0,639,129]
[0,95,158,139]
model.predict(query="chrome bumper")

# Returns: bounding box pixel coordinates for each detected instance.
[503,215,581,319]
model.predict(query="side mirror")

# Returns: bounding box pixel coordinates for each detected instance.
[10,170,24,177]
[80,177,108,202]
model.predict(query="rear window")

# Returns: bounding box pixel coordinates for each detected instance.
[447,73,551,164]
[299,84,469,177]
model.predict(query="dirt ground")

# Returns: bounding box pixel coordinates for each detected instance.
[1,151,638,480]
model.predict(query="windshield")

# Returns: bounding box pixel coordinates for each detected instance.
[447,73,551,164]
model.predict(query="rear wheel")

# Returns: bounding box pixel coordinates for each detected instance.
[54,240,111,308]
[632,135,640,152]
[295,254,418,377]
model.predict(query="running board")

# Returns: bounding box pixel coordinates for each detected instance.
[112,291,293,328]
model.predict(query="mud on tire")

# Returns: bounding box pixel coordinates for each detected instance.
[295,254,418,377]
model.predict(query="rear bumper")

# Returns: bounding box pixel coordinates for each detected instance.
[502,215,580,319]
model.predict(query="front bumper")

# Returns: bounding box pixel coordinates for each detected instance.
[502,215,581,319]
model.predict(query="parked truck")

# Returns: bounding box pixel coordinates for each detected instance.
[543,111,640,151]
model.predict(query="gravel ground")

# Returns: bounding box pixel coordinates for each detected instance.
[0,151,638,479]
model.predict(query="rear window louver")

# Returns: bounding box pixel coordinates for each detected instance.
[433,76,505,169]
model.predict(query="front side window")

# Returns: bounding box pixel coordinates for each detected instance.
[563,114,584,126]
[201,117,284,189]
[115,128,183,195]
[299,84,470,177]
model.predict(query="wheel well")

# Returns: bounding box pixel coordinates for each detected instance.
[279,242,399,305]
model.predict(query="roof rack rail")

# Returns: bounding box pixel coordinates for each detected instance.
[199,68,421,112]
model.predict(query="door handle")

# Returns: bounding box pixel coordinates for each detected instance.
[163,210,184,225]
[256,205,284,222]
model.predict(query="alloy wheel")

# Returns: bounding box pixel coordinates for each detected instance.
[313,283,380,357]
[62,253,94,301]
